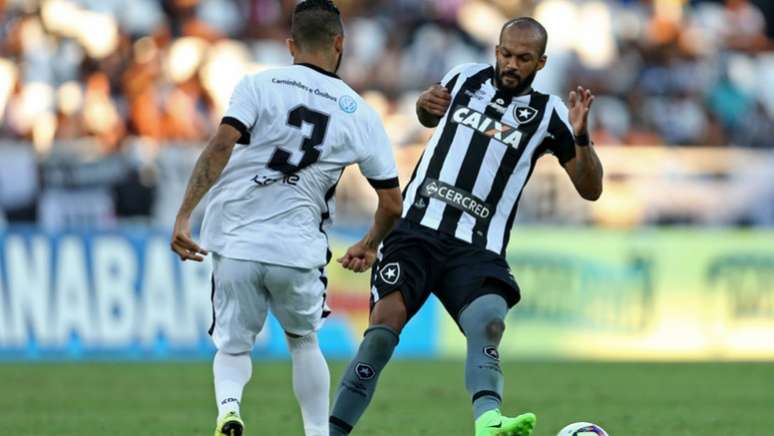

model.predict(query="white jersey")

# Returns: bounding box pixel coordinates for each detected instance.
[201,64,399,269]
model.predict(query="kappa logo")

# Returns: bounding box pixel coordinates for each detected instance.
[513,105,538,124]
[487,100,508,114]
[483,346,500,361]
[414,198,427,209]
[464,89,488,101]
[355,362,375,380]
[379,262,401,285]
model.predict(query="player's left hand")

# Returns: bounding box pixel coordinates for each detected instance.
[170,215,208,262]
[568,86,595,136]
[338,241,376,273]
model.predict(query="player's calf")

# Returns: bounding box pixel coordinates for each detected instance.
[368,290,409,333]
[329,291,408,434]
[459,294,508,420]
[213,351,252,425]
[286,332,330,436]
[329,324,400,435]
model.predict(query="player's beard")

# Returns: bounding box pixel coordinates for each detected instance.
[495,65,536,96]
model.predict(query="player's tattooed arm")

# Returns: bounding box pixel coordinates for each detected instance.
[177,124,241,217]
[563,86,603,201]
[416,85,451,128]
[170,124,241,262]
[339,187,402,273]
[365,186,403,247]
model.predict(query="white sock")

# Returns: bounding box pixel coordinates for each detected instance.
[213,350,252,420]
[287,333,330,436]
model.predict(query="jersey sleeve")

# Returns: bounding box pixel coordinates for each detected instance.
[356,110,400,189]
[438,63,477,90]
[544,98,577,166]
[221,76,259,145]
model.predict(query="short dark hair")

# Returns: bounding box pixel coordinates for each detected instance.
[500,17,548,56]
[291,0,343,52]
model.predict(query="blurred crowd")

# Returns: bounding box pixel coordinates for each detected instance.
[0,0,772,155]
[0,0,774,228]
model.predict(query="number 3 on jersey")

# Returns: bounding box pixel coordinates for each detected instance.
[268,105,330,174]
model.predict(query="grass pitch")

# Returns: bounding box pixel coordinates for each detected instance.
[1,361,772,435]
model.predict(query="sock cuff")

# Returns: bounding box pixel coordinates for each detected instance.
[216,350,252,357]
[364,324,400,344]
[330,416,353,434]
[472,390,502,404]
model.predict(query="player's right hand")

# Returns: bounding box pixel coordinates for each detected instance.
[338,241,376,273]
[170,215,208,262]
[418,84,451,117]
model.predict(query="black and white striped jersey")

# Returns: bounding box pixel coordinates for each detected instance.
[402,63,577,256]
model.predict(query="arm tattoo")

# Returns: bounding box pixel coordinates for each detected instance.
[177,141,234,218]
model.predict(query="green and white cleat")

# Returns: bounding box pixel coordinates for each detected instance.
[214,411,244,436]
[474,409,536,436]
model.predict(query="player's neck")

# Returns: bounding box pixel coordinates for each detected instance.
[292,55,338,77]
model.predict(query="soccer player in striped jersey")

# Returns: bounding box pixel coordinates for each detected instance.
[170,1,402,435]
[330,17,603,436]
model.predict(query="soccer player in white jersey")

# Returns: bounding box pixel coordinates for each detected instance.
[169,1,402,435]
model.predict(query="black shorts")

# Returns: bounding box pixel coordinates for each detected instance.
[370,219,521,324]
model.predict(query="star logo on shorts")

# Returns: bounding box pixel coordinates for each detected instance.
[355,362,375,380]
[379,262,400,285]
[513,105,538,124]
[384,268,397,280]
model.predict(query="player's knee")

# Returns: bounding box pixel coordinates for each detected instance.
[485,318,505,342]
[284,328,315,340]
[285,331,318,351]
[370,292,408,332]
[370,310,406,333]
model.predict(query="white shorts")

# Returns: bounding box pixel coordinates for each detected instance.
[209,254,330,353]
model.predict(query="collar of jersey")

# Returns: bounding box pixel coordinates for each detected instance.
[492,85,535,101]
[295,63,341,79]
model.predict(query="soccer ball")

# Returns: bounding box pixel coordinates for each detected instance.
[557,422,609,436]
